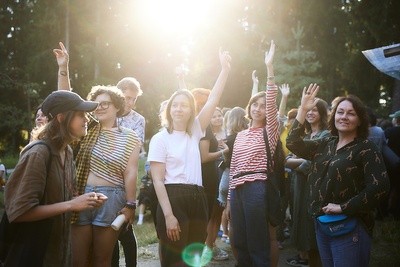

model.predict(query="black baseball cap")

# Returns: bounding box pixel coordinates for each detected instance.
[42,91,98,120]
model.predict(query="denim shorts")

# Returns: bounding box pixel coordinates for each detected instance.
[76,185,126,227]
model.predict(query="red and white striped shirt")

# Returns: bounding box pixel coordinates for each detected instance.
[229,87,279,195]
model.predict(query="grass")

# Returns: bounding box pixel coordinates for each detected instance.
[132,214,159,247]
[370,218,400,266]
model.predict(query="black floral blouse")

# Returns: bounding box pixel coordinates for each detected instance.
[287,120,390,235]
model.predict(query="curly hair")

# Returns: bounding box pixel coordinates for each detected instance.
[87,85,126,117]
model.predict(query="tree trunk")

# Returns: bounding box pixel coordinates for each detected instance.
[392,79,400,112]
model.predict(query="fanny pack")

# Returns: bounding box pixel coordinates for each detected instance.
[317,214,357,237]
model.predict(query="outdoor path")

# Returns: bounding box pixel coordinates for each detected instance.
[127,239,297,267]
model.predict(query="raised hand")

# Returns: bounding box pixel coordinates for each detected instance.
[265,40,275,67]
[175,64,185,79]
[219,47,232,71]
[279,84,290,97]
[300,83,320,111]
[53,42,69,68]
[252,70,259,85]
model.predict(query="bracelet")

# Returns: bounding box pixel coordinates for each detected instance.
[125,201,137,210]
[267,76,274,80]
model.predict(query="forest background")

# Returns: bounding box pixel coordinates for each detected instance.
[1,0,400,156]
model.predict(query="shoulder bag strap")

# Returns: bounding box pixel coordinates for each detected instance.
[263,128,272,175]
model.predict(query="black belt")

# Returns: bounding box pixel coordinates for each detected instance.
[232,170,268,179]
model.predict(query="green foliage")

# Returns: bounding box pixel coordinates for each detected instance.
[0,154,19,171]
[1,0,400,149]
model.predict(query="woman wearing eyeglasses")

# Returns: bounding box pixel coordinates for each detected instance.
[53,43,141,267]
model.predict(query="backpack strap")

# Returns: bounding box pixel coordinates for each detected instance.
[27,141,52,204]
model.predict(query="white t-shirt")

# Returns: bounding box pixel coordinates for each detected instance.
[148,118,205,186]
[0,164,5,180]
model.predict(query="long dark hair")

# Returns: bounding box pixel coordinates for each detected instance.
[31,110,78,150]
[304,99,329,133]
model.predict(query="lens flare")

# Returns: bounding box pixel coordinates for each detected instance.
[182,243,211,267]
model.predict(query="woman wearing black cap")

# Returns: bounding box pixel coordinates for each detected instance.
[3,90,107,267]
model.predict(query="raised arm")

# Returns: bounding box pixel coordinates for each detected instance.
[198,48,231,131]
[278,84,290,119]
[265,40,275,87]
[264,41,280,152]
[175,64,187,90]
[53,42,71,91]
[251,70,259,96]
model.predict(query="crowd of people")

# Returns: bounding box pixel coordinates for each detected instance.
[1,40,399,267]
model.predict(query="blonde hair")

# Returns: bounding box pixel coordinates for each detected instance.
[116,77,143,96]
[227,107,249,135]
[163,89,196,135]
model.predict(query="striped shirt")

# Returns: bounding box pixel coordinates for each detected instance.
[229,87,279,195]
[90,127,138,186]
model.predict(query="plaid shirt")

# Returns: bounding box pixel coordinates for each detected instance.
[70,121,100,223]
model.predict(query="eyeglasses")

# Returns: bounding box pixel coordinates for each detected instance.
[97,101,113,110]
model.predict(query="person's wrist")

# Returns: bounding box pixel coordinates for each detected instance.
[59,70,68,76]
[298,106,307,114]
[124,200,137,210]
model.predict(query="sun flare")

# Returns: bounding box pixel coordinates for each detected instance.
[137,0,212,34]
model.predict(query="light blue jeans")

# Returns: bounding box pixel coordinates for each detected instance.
[217,168,230,206]
[230,181,270,267]
[315,218,371,267]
